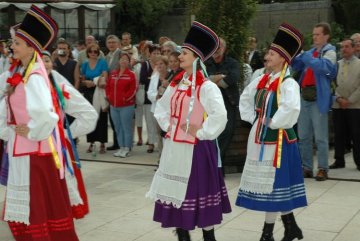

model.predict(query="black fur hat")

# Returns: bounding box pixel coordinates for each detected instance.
[182,21,219,62]
[270,23,303,63]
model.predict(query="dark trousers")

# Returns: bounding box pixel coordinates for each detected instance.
[333,108,360,167]
[218,105,237,163]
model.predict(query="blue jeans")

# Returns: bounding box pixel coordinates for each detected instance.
[110,105,135,148]
[298,98,329,171]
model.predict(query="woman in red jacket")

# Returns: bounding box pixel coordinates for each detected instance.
[106,52,137,157]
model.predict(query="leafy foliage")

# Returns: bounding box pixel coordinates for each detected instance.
[185,0,257,61]
[332,0,360,34]
[115,0,182,42]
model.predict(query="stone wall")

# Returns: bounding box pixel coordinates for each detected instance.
[158,1,334,47]
[251,0,334,47]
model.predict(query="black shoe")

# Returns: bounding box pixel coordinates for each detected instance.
[357,166,360,171]
[175,228,191,241]
[106,145,119,151]
[281,212,303,241]
[203,229,216,241]
[259,222,275,241]
[329,162,345,169]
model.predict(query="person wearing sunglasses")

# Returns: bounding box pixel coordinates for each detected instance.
[80,43,109,154]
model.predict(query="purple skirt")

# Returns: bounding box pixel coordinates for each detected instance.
[0,142,8,186]
[153,140,231,230]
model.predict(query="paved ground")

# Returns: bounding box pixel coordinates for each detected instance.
[1,135,359,241]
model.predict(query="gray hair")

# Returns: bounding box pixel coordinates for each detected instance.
[106,35,120,42]
[350,33,360,40]
[162,41,177,51]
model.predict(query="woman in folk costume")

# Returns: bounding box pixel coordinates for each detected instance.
[42,51,98,219]
[236,23,307,241]
[0,5,79,241]
[146,21,231,241]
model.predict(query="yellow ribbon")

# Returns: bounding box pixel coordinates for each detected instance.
[23,51,37,84]
[48,135,61,169]
[275,62,288,168]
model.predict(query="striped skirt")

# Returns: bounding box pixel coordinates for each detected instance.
[153,140,231,230]
[236,141,307,212]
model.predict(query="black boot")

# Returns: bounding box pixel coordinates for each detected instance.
[281,213,303,241]
[259,222,275,241]
[176,228,191,241]
[202,229,216,241]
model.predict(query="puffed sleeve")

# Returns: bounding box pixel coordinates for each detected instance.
[0,71,10,98]
[52,70,98,138]
[269,78,300,129]
[239,75,261,124]
[0,97,10,140]
[154,86,172,132]
[25,74,59,141]
[196,81,227,140]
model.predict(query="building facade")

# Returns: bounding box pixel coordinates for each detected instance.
[0,0,116,46]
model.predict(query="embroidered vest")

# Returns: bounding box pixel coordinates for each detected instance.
[254,75,297,144]
[7,72,55,156]
[167,71,206,144]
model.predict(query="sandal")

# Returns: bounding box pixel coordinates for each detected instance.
[86,143,94,153]
[137,140,143,146]
[99,144,106,154]
[147,144,154,153]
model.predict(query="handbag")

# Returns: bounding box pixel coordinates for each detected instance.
[301,85,317,101]
[136,84,145,105]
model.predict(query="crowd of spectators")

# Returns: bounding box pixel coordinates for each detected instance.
[0,23,359,175]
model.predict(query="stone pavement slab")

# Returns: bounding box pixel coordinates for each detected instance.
[1,161,360,241]
[1,134,360,240]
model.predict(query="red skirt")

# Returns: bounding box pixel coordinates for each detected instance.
[66,140,89,219]
[8,154,79,241]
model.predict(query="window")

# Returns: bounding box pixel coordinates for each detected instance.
[51,8,79,45]
[84,9,111,46]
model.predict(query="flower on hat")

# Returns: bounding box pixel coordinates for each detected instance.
[7,73,23,87]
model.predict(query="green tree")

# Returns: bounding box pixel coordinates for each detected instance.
[332,0,360,34]
[115,0,182,42]
[185,0,257,61]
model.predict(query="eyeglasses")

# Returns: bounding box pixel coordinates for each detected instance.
[88,50,99,54]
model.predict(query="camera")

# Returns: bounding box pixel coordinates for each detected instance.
[57,49,66,56]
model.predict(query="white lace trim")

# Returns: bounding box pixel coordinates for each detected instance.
[146,192,183,208]
[4,184,30,225]
[4,130,30,224]
[239,158,276,194]
[146,169,190,208]
[146,138,193,208]
[156,169,188,184]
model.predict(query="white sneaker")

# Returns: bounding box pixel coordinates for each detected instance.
[119,147,131,158]
[113,149,124,157]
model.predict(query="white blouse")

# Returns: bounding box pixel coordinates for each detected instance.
[51,70,98,138]
[154,79,227,140]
